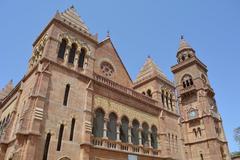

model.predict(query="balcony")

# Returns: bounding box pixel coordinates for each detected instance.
[91,137,161,157]
[93,73,158,106]
[179,85,197,96]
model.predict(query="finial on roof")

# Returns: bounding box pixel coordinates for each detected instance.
[180,35,184,40]
[107,30,110,37]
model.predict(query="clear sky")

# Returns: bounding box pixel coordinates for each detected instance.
[0,0,240,152]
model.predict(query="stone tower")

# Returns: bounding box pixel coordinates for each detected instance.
[171,36,231,160]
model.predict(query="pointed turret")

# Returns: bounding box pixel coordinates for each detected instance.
[135,56,167,83]
[177,36,196,63]
[54,5,90,34]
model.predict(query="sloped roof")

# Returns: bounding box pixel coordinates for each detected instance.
[135,56,167,83]
[55,6,90,34]
[177,35,195,55]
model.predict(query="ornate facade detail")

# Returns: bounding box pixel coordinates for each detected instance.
[0,6,230,160]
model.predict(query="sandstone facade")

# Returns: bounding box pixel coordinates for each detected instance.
[0,6,231,160]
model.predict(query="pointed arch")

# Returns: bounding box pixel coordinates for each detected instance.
[120,116,129,143]
[107,112,117,140]
[151,125,158,149]
[63,84,70,106]
[69,118,76,141]
[142,122,149,146]
[68,43,77,64]
[58,39,67,59]
[57,124,64,151]
[78,48,86,68]
[92,108,105,137]
[42,132,51,160]
[131,119,139,145]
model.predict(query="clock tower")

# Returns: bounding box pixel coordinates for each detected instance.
[171,36,231,160]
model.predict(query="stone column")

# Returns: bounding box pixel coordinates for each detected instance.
[148,131,152,148]
[103,118,108,139]
[116,122,121,141]
[74,49,80,70]
[164,92,168,108]
[138,127,143,146]
[128,125,132,144]
[64,45,71,65]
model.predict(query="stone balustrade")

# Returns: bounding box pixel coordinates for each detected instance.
[91,137,161,157]
[93,73,158,106]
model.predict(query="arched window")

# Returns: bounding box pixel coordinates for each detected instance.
[147,89,152,98]
[58,39,67,59]
[63,84,70,106]
[120,116,129,143]
[92,108,105,137]
[198,127,202,137]
[43,133,51,160]
[2,118,6,128]
[68,43,77,64]
[6,114,10,124]
[182,75,193,88]
[69,118,75,141]
[200,153,204,160]
[193,128,197,138]
[78,48,86,68]
[57,124,64,151]
[107,112,117,140]
[170,94,173,111]
[181,55,185,61]
[161,90,165,106]
[142,122,149,146]
[166,92,169,109]
[151,125,158,149]
[142,91,146,95]
[131,119,139,145]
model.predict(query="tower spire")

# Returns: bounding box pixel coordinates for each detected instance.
[176,36,195,63]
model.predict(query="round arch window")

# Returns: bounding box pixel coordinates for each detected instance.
[100,61,114,77]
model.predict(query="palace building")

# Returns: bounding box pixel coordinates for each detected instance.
[0,6,231,160]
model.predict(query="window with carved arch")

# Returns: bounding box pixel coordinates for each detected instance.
[182,74,193,88]
[68,43,77,64]
[100,61,114,77]
[141,122,149,146]
[120,116,129,143]
[78,48,86,68]
[58,38,67,59]
[151,125,158,149]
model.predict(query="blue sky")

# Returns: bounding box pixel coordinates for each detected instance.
[0,0,240,152]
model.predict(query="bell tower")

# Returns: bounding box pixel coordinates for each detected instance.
[171,36,231,160]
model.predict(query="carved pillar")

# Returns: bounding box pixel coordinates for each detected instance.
[164,92,168,108]
[103,118,108,139]
[128,125,132,144]
[116,122,120,141]
[64,45,71,65]
[138,127,143,146]
[74,49,80,70]
[148,131,152,148]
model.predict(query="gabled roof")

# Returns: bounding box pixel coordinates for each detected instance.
[135,56,167,83]
[97,37,133,83]
[54,6,90,34]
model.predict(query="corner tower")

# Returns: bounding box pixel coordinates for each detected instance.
[171,36,231,160]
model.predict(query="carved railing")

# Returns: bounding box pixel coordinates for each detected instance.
[93,73,158,106]
[179,85,196,95]
[91,137,161,157]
